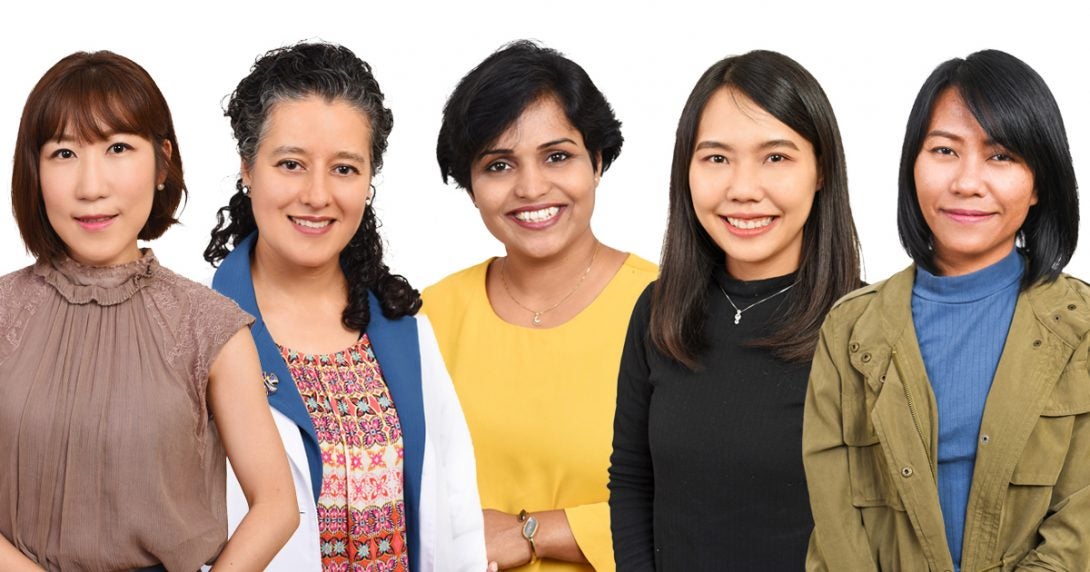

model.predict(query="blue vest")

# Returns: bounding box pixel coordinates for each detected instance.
[212,232,425,568]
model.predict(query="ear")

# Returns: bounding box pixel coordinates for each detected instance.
[157,139,173,186]
[815,166,824,192]
[595,151,604,182]
[240,158,252,188]
[1029,187,1039,207]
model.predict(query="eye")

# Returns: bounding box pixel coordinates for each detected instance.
[767,153,788,163]
[546,151,570,163]
[334,164,360,176]
[108,142,133,154]
[278,160,302,171]
[485,160,511,173]
[51,148,76,159]
[989,152,1016,162]
[705,154,727,164]
[930,146,956,156]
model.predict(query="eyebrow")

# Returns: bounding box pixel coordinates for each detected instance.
[477,138,578,159]
[694,139,801,152]
[271,145,367,163]
[924,130,1001,147]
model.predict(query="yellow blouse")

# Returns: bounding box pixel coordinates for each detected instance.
[422,254,656,571]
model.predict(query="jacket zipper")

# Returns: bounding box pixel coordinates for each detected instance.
[891,349,928,452]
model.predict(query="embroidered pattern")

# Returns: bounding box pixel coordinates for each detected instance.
[281,334,408,571]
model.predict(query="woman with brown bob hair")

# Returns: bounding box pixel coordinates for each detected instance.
[0,51,297,571]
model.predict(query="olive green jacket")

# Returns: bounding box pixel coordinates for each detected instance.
[803,265,1090,572]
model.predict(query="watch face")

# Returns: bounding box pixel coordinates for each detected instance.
[522,515,539,540]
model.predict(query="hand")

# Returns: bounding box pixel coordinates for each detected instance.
[482,508,532,569]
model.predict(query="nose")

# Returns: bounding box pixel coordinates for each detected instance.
[299,173,332,208]
[950,156,985,197]
[513,163,550,201]
[726,161,763,203]
[74,155,109,201]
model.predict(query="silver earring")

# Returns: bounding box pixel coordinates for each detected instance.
[156,183,165,191]
[241,185,251,196]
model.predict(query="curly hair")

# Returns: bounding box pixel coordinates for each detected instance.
[204,42,420,330]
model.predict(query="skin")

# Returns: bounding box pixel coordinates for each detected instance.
[689,87,820,280]
[38,133,166,266]
[0,130,298,570]
[242,96,373,355]
[914,88,1037,276]
[471,95,627,331]
[468,96,631,566]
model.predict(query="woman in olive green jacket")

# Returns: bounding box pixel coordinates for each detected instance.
[803,50,1088,571]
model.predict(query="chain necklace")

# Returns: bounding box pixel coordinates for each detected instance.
[718,282,795,325]
[500,244,600,327]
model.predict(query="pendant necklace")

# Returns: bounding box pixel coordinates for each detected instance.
[500,244,599,327]
[718,282,795,325]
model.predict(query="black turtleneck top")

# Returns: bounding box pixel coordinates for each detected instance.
[609,269,813,571]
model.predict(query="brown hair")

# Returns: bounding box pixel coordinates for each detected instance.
[12,50,186,260]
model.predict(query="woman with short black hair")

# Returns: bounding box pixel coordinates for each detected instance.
[804,49,1087,571]
[425,40,656,570]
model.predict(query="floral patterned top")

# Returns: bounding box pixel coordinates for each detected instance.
[280,334,408,571]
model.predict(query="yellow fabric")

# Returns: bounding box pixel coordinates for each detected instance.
[422,254,656,572]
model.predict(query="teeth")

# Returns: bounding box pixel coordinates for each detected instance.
[726,216,773,230]
[513,206,560,223]
[292,217,332,229]
[80,216,112,223]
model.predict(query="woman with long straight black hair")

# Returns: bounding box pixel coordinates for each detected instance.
[608,50,862,569]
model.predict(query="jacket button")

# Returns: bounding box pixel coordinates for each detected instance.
[861,353,872,363]
[981,434,990,444]
[263,372,280,395]
[1032,339,1042,348]
[849,342,860,353]
[1069,304,1078,311]
[900,466,913,477]
[879,375,887,383]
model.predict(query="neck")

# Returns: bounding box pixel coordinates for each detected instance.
[251,239,348,305]
[501,232,600,305]
[933,241,1017,277]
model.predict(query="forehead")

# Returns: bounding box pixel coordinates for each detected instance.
[490,96,583,148]
[696,87,807,144]
[925,88,985,135]
[260,96,372,151]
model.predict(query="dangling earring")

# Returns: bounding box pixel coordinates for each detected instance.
[156,183,165,191]
[366,184,377,207]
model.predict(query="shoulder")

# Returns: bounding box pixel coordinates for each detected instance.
[822,266,914,338]
[620,253,659,280]
[153,265,254,329]
[1027,274,1090,347]
[421,260,490,310]
[0,266,47,358]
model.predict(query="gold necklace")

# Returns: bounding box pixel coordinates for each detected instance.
[499,244,600,326]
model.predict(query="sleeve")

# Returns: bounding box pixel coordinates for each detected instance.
[801,318,878,571]
[1016,335,1090,571]
[607,286,656,570]
[190,286,255,386]
[565,501,614,571]
[416,315,488,572]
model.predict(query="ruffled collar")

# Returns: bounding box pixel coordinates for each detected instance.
[33,249,159,306]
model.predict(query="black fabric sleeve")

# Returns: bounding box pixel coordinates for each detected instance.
[609,284,657,570]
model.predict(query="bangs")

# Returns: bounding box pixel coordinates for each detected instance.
[36,64,156,146]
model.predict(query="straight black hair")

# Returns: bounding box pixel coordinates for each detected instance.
[436,39,622,194]
[651,50,862,367]
[897,49,1078,287]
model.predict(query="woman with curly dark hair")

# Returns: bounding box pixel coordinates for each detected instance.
[206,42,485,571]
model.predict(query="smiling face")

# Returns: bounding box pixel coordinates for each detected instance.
[468,95,600,261]
[689,87,819,280]
[244,96,373,272]
[914,88,1037,276]
[38,131,165,266]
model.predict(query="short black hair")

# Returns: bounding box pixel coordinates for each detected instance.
[436,39,623,194]
[897,49,1078,287]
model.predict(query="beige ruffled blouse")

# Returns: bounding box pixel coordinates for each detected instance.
[0,250,253,571]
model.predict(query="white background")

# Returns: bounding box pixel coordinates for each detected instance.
[2,1,1088,288]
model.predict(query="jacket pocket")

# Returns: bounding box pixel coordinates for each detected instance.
[1011,363,1090,486]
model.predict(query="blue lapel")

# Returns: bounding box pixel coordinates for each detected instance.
[211,232,427,568]
[211,233,323,503]
[366,292,425,570]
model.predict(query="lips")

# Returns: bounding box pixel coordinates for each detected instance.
[722,214,778,237]
[74,214,117,231]
[289,215,334,234]
[942,208,995,224]
[508,204,564,229]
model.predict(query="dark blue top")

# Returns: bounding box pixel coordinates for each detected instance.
[912,247,1023,570]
